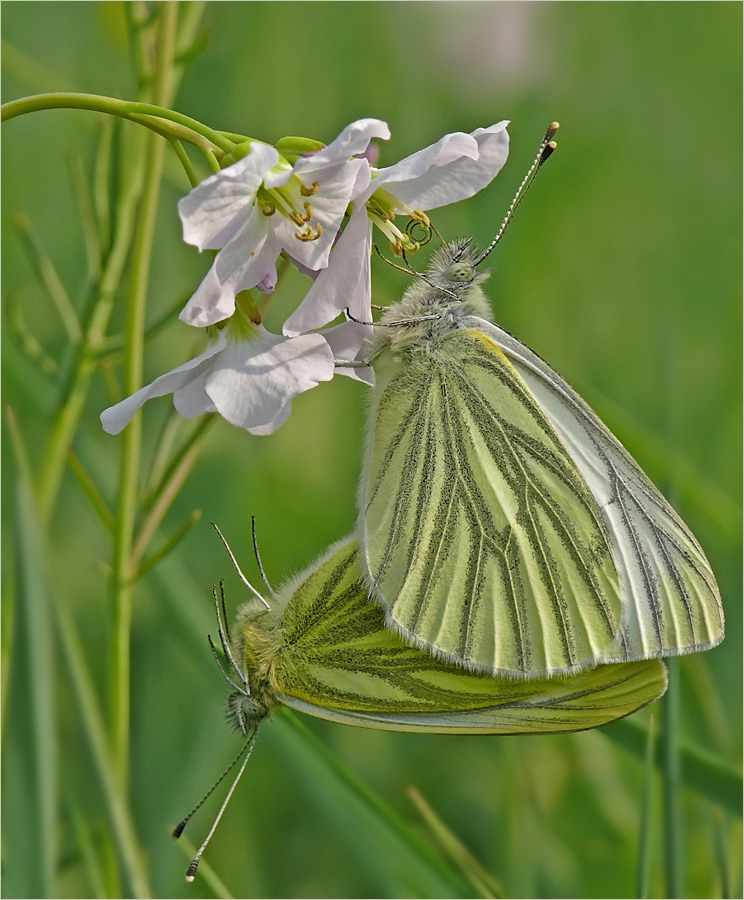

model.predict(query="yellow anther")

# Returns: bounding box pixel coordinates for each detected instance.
[300,180,320,197]
[295,223,323,242]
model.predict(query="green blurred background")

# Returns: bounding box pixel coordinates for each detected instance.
[2,3,741,898]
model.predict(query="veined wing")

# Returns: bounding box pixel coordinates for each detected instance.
[360,332,622,677]
[273,541,666,734]
[473,317,724,661]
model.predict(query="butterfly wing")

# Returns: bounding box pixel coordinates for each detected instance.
[472,318,724,661]
[361,330,625,677]
[272,541,666,734]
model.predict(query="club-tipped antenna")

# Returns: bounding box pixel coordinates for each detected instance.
[474,121,559,266]
[173,731,258,882]
[250,516,276,599]
[212,521,270,610]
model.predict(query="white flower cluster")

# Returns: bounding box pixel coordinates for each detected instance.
[100,119,509,436]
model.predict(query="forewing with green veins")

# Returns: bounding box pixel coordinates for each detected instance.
[263,539,667,734]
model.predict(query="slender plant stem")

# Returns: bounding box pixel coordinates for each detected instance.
[1,92,234,154]
[110,0,177,789]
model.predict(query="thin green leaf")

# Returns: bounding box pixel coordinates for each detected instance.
[68,150,102,282]
[8,445,57,897]
[408,786,505,899]
[67,448,116,532]
[135,509,203,580]
[11,211,81,343]
[6,291,59,375]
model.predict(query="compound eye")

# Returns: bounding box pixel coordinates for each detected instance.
[445,262,475,283]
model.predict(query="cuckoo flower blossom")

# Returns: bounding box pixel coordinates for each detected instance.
[282,121,510,337]
[100,295,336,436]
[179,119,391,327]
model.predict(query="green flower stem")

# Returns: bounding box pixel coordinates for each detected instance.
[110,1,175,789]
[1,91,234,156]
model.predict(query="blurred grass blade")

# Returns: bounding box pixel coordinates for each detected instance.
[11,211,81,343]
[52,587,152,898]
[135,509,202,580]
[408,786,505,899]
[68,150,102,282]
[6,472,58,897]
[635,713,656,899]
[713,810,731,899]
[67,449,116,532]
[602,717,742,816]
[663,659,682,898]
[274,710,474,898]
[64,786,109,899]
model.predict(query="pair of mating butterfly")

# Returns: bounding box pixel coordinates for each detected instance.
[174,124,724,880]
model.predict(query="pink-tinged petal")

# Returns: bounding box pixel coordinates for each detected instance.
[256,263,278,294]
[204,330,334,431]
[322,320,375,385]
[178,144,279,250]
[295,119,391,172]
[100,334,227,434]
[389,121,510,210]
[282,208,372,336]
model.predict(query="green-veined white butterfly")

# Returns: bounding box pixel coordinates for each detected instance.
[174,534,666,880]
[355,124,724,678]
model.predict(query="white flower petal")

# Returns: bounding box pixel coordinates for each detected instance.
[369,131,479,197]
[275,158,366,271]
[179,211,281,327]
[100,335,227,434]
[388,121,510,210]
[322,320,375,385]
[282,207,372,335]
[294,119,391,172]
[204,330,334,430]
[178,144,279,250]
[179,264,236,327]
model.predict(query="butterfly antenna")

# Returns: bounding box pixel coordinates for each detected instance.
[474,121,559,266]
[173,731,258,882]
[208,629,248,696]
[210,582,248,690]
[250,516,276,599]
[212,521,270,610]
